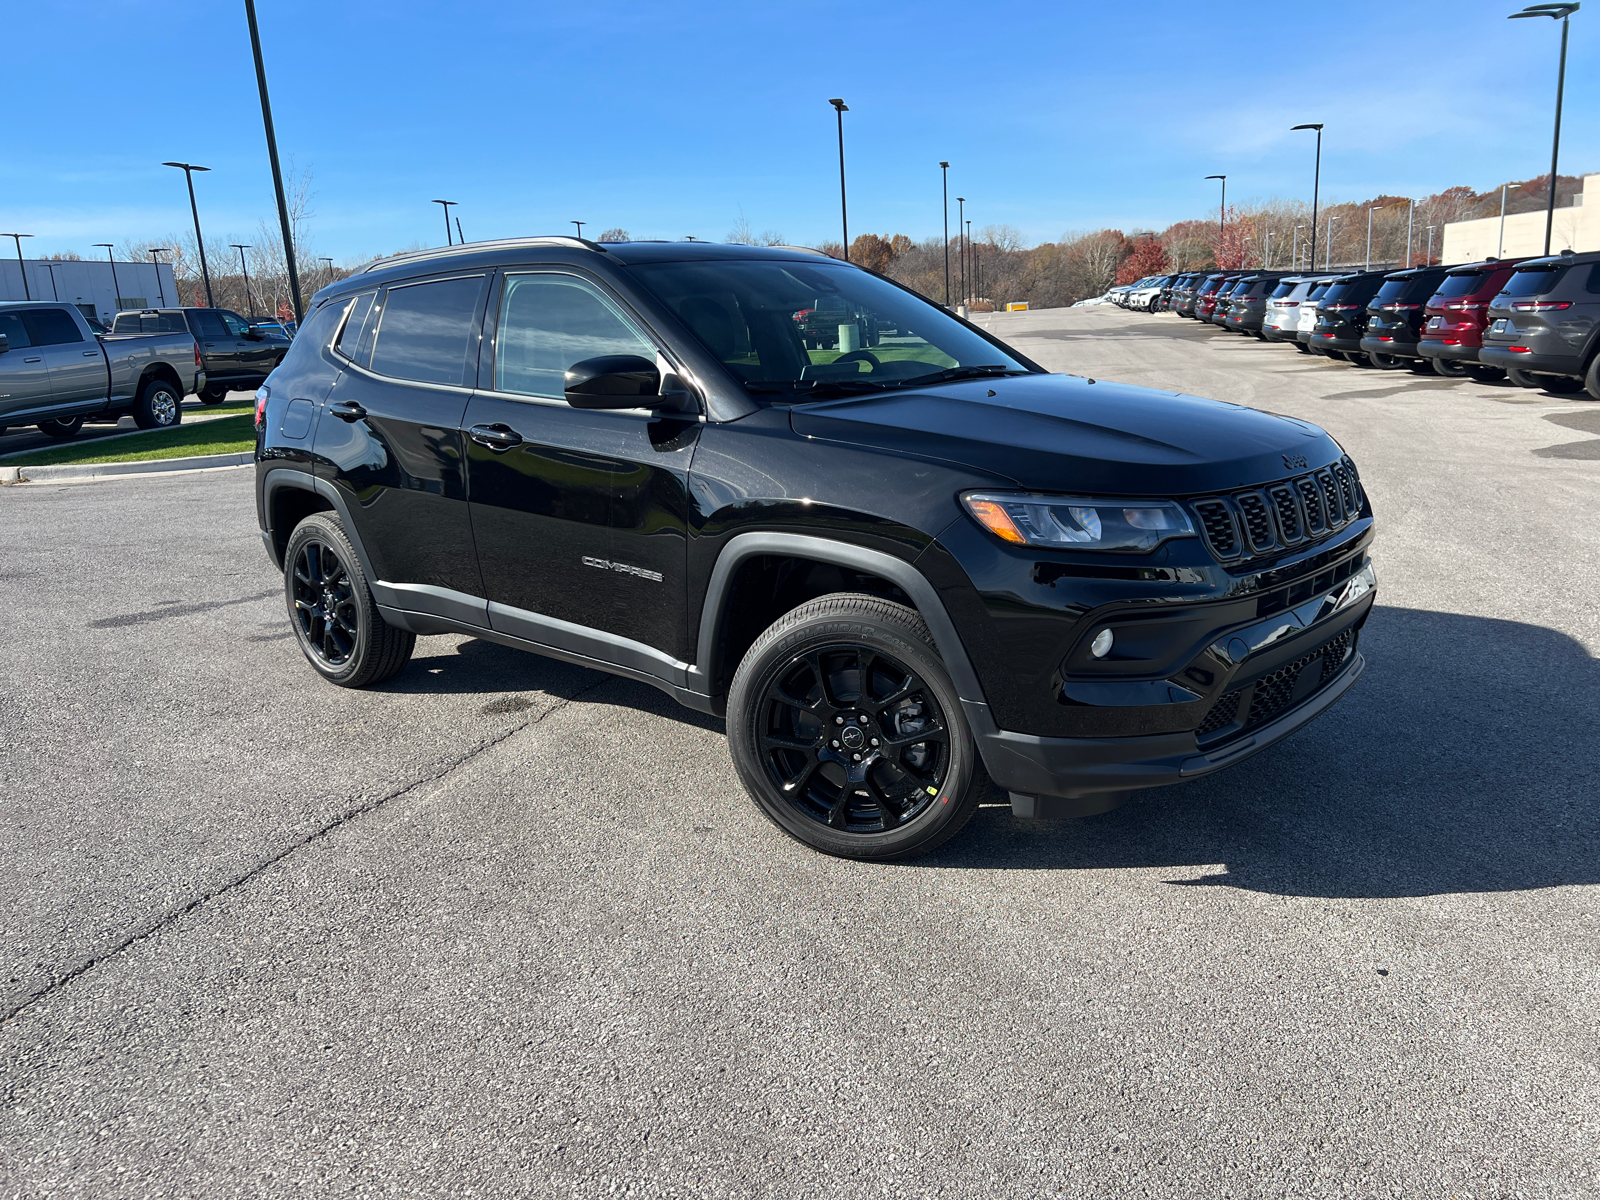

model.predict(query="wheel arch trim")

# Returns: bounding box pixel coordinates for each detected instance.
[260,467,376,578]
[693,531,988,709]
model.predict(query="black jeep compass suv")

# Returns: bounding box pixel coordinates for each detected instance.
[254,238,1375,860]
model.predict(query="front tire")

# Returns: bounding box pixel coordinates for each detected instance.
[283,513,415,688]
[37,416,84,440]
[727,593,984,861]
[132,378,183,429]
[199,386,229,405]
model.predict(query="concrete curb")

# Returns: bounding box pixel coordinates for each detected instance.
[6,452,253,482]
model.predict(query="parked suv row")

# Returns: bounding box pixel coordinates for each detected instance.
[1131,253,1600,398]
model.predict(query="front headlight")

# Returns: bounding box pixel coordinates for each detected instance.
[961,491,1195,552]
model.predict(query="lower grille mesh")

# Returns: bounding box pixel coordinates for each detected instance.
[1195,628,1357,743]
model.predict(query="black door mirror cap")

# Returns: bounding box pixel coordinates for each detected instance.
[564,354,697,414]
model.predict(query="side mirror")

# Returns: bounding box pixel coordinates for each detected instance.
[243,327,265,340]
[564,355,695,414]
[0,333,8,354]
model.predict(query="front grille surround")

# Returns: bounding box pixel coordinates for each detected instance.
[1190,457,1365,566]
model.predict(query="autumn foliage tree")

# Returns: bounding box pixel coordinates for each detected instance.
[1115,235,1168,284]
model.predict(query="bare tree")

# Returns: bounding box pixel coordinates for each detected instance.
[597,228,631,243]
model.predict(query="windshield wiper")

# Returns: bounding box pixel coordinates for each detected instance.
[893,364,1029,388]
[745,378,899,400]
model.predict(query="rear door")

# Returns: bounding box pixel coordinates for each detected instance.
[188,309,237,382]
[313,272,488,604]
[24,307,105,406]
[0,311,52,422]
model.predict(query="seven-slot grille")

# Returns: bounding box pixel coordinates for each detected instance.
[1190,457,1364,564]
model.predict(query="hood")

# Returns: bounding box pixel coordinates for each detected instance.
[788,372,1339,495]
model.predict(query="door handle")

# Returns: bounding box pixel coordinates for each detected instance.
[23,357,42,363]
[83,351,99,357]
[329,400,367,422]
[468,423,523,451]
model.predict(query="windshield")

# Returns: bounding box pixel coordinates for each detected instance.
[628,258,1029,398]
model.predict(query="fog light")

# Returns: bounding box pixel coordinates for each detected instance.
[1090,628,1114,658]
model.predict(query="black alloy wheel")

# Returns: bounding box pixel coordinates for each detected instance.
[756,644,948,835]
[292,538,360,668]
[727,593,983,861]
[281,512,414,687]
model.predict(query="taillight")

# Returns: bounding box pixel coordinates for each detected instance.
[1280,300,1300,307]
[1443,302,1486,311]
[1509,346,1533,353]
[194,341,202,367]
[1510,301,1572,311]
[255,385,270,429]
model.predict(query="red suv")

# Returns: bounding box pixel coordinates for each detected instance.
[1418,258,1528,382]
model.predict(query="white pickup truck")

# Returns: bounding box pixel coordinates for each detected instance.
[0,301,206,440]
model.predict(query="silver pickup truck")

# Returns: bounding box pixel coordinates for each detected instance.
[0,301,206,440]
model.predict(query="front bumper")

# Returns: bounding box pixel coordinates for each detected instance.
[979,563,1376,817]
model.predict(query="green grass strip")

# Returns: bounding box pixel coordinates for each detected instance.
[8,414,256,467]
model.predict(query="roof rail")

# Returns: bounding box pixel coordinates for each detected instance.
[358,235,607,274]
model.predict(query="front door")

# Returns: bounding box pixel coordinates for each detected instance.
[464,270,698,661]
[313,272,489,603]
[219,309,279,381]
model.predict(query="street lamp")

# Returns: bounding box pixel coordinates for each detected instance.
[572,221,586,239]
[1510,3,1580,254]
[1365,205,1385,272]
[957,197,966,303]
[2,233,33,299]
[1426,225,1436,267]
[231,244,254,317]
[92,244,123,316]
[939,162,951,306]
[1325,215,1339,270]
[245,0,304,324]
[1293,225,1303,270]
[162,161,215,307]
[1406,199,1416,267]
[148,248,171,305]
[1205,175,1226,264]
[1291,123,1324,277]
[967,219,974,304]
[433,200,457,247]
[828,99,849,261]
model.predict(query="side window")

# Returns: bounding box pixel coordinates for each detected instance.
[218,310,251,337]
[1587,264,1600,295]
[494,273,656,399]
[190,310,230,341]
[335,291,377,365]
[0,312,32,349]
[111,313,140,334]
[369,275,486,387]
[21,308,85,346]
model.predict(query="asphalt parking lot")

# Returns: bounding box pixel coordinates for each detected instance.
[3,305,1598,1199]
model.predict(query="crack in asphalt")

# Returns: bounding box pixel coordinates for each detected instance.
[0,677,611,1025]
[89,590,280,629]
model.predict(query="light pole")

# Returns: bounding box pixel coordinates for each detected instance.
[1205,175,1226,264]
[92,244,123,316]
[1366,205,1385,272]
[231,244,254,317]
[1510,3,1579,254]
[245,0,304,324]
[957,197,966,303]
[1497,183,1509,256]
[162,161,215,307]
[1325,215,1339,270]
[828,98,849,260]
[433,200,457,247]
[572,221,585,239]
[1292,123,1324,277]
[1406,199,1416,267]
[1293,225,1303,271]
[940,161,950,306]
[148,248,171,305]
[1264,228,1271,269]
[1426,225,1436,266]
[3,233,33,299]
[966,219,974,303]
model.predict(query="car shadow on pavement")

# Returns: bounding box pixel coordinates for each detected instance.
[919,606,1600,899]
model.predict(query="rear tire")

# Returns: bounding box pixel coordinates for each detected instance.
[283,512,415,688]
[199,386,229,405]
[726,593,984,862]
[1342,351,1372,367]
[132,378,183,429]
[1506,368,1541,388]
[1368,351,1406,370]
[1432,357,1466,377]
[1585,354,1600,401]
[1464,364,1506,383]
[1538,373,1584,395]
[1294,341,1310,354]
[37,416,84,440]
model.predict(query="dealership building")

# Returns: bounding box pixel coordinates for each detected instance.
[0,257,179,326]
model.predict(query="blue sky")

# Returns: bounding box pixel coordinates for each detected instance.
[7,0,1595,263]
